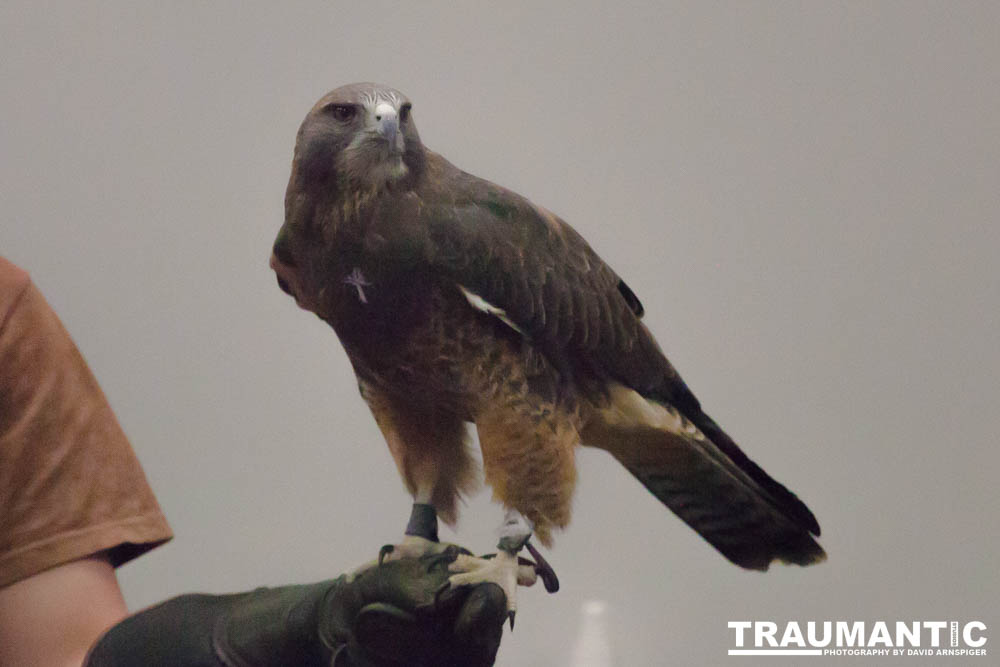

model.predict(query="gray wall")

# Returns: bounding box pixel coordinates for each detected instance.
[2,2,997,664]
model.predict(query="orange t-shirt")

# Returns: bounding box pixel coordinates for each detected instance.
[0,257,172,588]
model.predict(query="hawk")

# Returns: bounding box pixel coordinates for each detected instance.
[270,83,825,621]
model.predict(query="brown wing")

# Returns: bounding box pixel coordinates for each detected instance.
[369,153,820,539]
[404,161,685,404]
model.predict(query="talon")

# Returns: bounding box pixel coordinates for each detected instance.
[434,580,451,607]
[378,544,394,566]
[448,550,524,629]
[508,610,516,631]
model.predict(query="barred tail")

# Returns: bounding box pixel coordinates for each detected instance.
[582,384,825,570]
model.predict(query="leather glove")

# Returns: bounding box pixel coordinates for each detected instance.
[84,547,506,666]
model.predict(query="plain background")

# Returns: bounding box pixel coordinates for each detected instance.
[2,2,997,665]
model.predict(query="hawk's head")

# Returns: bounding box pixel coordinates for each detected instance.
[292,82,425,192]
[274,83,424,313]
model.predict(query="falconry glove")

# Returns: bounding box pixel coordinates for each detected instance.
[83,548,506,667]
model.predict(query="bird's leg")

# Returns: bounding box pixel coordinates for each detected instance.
[496,507,533,554]
[405,501,439,541]
[496,511,561,595]
[350,493,454,581]
[377,484,459,565]
[447,509,550,629]
[378,501,449,563]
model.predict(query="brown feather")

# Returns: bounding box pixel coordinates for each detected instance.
[273,83,824,568]
[361,380,478,526]
[471,346,581,547]
[581,385,826,569]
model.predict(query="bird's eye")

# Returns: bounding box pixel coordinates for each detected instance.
[399,104,411,124]
[327,104,357,122]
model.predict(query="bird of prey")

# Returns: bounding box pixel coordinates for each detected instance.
[270,83,825,621]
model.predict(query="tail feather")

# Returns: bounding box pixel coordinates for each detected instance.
[688,409,821,536]
[582,384,825,570]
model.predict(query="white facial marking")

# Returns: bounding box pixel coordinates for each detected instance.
[344,267,372,303]
[343,89,408,186]
[459,285,525,335]
[374,102,396,121]
[361,89,402,111]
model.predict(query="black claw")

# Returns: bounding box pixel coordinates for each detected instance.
[507,611,516,631]
[378,544,394,566]
[434,580,452,607]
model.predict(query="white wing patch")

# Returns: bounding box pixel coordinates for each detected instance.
[599,383,705,440]
[458,285,526,335]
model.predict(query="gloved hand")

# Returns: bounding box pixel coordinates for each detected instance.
[84,546,506,666]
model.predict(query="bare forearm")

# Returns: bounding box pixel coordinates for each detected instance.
[0,556,127,667]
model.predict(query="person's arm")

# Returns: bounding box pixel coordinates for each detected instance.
[0,260,512,665]
[0,555,127,667]
[0,264,172,589]
[0,259,172,666]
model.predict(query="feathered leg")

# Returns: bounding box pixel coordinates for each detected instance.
[359,381,478,563]
[446,386,576,623]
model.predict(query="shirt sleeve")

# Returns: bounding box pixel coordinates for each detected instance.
[0,257,172,588]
